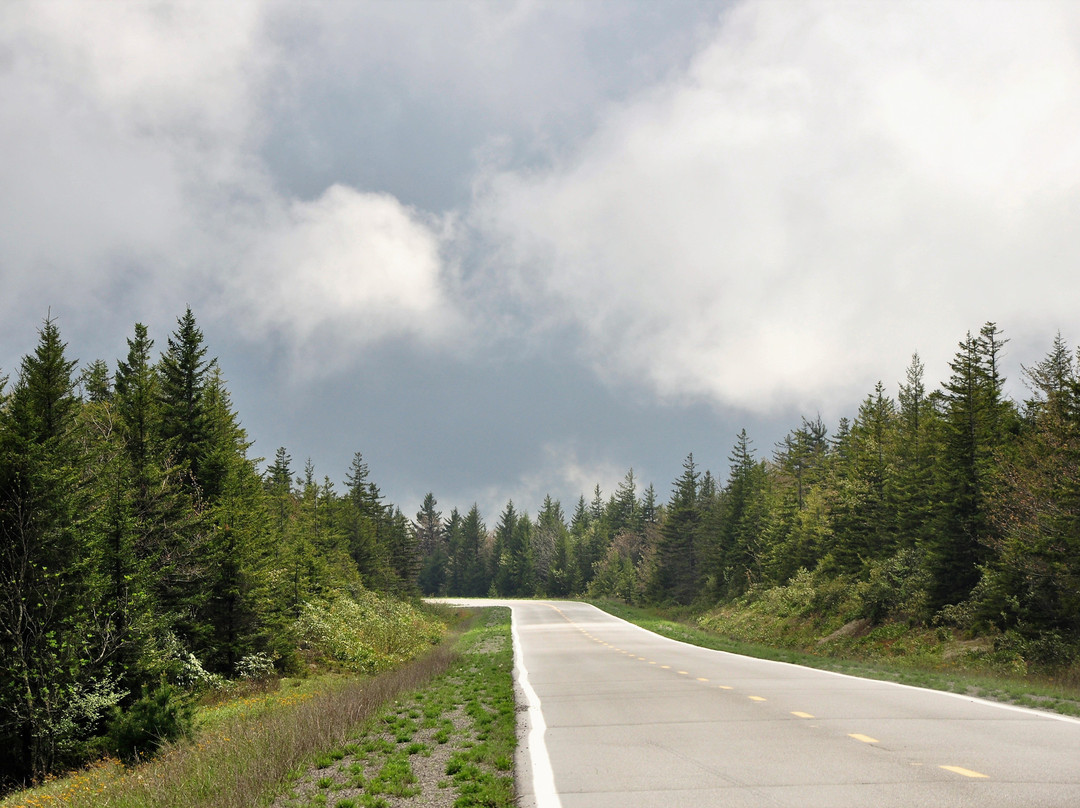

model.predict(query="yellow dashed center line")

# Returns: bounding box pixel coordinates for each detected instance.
[940,765,988,779]
[696,677,709,682]
[749,696,767,702]
[677,670,689,675]
[791,711,815,719]
[716,685,733,690]
[660,665,671,669]
[849,733,878,744]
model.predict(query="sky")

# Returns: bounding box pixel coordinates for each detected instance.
[3,0,1080,522]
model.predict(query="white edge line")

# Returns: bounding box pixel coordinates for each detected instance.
[511,606,563,808]
[586,601,1080,727]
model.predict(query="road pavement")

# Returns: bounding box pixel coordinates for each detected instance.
[435,598,1080,807]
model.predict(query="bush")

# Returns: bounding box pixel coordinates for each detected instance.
[236,651,277,681]
[295,589,446,673]
[855,549,931,624]
[106,683,195,762]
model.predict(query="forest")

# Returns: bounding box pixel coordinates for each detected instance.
[0,311,426,793]
[3,313,1080,794]
[415,322,1080,670]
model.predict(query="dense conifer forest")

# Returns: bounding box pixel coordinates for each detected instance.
[4,314,1080,794]
[416,322,1080,673]
[0,312,422,792]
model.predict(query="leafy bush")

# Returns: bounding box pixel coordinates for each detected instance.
[296,589,446,673]
[143,631,225,691]
[855,549,931,623]
[105,683,195,762]
[236,651,277,681]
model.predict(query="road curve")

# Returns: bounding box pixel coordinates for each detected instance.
[434,598,1080,808]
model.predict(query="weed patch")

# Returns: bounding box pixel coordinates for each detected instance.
[273,607,515,808]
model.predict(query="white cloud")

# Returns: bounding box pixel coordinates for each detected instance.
[228,184,458,367]
[0,1,459,364]
[475,0,1080,413]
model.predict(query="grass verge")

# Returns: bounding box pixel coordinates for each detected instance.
[273,606,515,808]
[0,608,474,808]
[591,598,1080,718]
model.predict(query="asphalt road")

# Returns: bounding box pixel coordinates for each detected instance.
[436,598,1080,808]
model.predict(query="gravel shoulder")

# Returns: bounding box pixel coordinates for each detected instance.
[272,608,515,808]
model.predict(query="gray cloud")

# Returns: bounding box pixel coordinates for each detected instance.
[475,0,1080,415]
[4,0,1077,516]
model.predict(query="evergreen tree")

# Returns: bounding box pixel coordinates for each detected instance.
[610,469,642,536]
[459,504,489,596]
[115,324,159,492]
[712,431,768,597]
[927,325,1016,609]
[343,451,386,586]
[642,483,660,525]
[533,495,569,595]
[385,507,420,595]
[0,318,107,785]
[80,359,112,403]
[492,501,533,596]
[648,453,700,604]
[981,336,1080,653]
[894,353,939,554]
[415,493,446,595]
[157,308,216,498]
[765,416,831,582]
[831,382,897,572]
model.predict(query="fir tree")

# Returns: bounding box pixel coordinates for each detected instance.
[648,453,700,604]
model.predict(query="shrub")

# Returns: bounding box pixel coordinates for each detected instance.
[237,651,278,681]
[295,589,446,673]
[105,683,195,762]
[856,549,931,623]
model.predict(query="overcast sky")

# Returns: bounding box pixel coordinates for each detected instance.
[3,0,1079,520]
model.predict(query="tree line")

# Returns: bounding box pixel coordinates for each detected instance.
[0,311,418,791]
[416,323,1080,666]
[6,313,1079,790]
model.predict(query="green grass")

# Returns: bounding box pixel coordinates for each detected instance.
[0,607,476,808]
[592,598,1080,717]
[276,607,516,808]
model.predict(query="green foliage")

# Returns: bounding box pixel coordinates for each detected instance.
[296,591,446,672]
[105,684,195,762]
[854,549,931,623]
[0,312,432,794]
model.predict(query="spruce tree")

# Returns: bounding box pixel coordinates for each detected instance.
[157,308,215,498]
[648,453,700,604]
[927,325,1016,609]
[0,318,105,785]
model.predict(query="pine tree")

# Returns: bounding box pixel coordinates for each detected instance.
[115,324,159,492]
[492,501,532,596]
[610,469,642,536]
[713,430,768,597]
[533,495,569,595]
[981,336,1080,651]
[648,453,700,604]
[384,507,420,595]
[343,451,385,586]
[415,493,446,595]
[0,318,106,784]
[414,493,444,558]
[831,382,897,572]
[894,353,939,552]
[157,308,216,499]
[927,325,1016,609]
[459,504,489,596]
